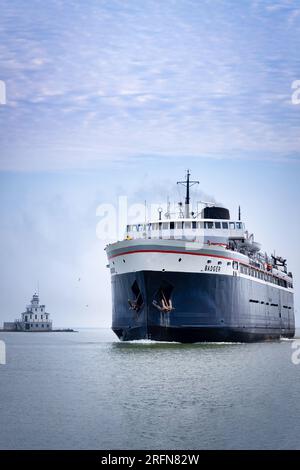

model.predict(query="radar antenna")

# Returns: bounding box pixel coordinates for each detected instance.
[177,170,199,218]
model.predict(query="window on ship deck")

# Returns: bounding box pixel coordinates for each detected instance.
[204,222,213,229]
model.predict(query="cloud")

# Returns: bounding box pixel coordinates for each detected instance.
[0,0,300,171]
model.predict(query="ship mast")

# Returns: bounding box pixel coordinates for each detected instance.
[177,169,199,218]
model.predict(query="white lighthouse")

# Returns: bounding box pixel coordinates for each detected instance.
[17,293,52,331]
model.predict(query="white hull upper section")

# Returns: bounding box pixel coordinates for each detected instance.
[106,239,293,292]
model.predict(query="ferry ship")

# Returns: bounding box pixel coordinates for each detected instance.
[105,171,295,342]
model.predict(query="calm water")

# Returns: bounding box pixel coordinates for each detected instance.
[0,328,300,450]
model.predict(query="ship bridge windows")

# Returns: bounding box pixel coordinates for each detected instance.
[126,218,245,239]
[127,224,146,232]
[202,221,243,230]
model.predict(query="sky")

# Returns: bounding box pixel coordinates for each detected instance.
[0,0,299,327]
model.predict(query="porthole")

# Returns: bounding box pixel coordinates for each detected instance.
[207,260,212,264]
[123,259,126,263]
[178,258,182,262]
[218,261,222,265]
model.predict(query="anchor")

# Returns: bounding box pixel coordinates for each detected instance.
[152,290,174,312]
[128,292,142,311]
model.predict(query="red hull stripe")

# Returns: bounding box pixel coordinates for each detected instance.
[108,249,242,263]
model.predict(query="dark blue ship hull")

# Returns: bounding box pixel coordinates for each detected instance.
[111,271,295,342]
